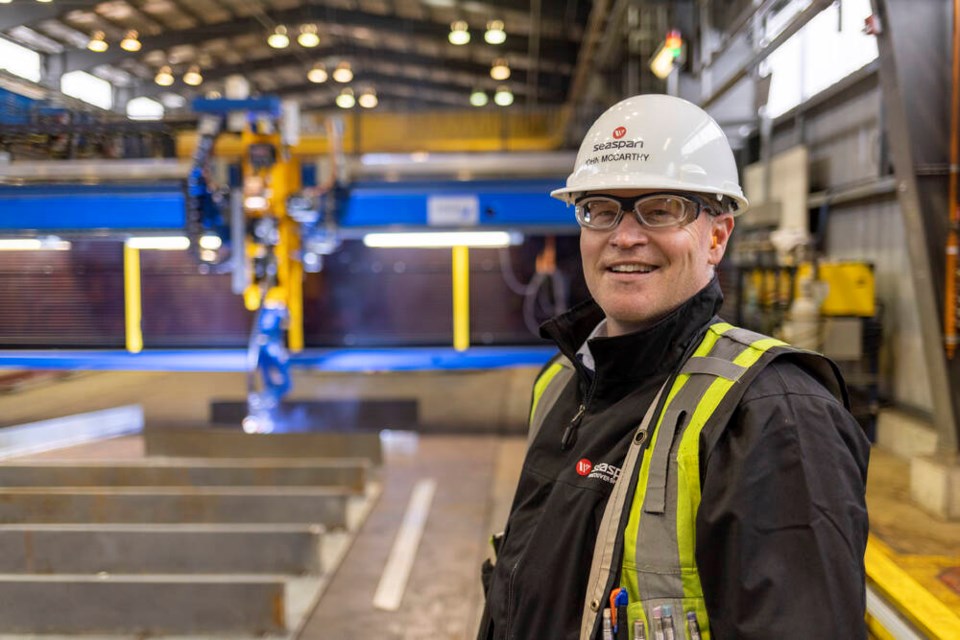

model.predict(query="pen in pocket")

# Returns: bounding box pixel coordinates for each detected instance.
[651,606,665,640]
[661,605,675,640]
[602,608,614,640]
[686,611,702,640]
[611,588,628,640]
[633,619,646,640]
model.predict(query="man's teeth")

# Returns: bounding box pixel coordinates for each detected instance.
[610,264,656,273]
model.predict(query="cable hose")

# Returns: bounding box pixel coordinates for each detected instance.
[522,273,548,336]
[500,247,570,336]
[498,247,529,295]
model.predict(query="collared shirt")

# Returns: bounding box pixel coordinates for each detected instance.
[575,319,608,373]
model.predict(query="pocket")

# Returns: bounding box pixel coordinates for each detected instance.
[626,596,709,640]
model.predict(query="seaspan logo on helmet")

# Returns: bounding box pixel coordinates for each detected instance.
[576,458,593,476]
[612,126,627,139]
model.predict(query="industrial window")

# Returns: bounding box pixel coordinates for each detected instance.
[126,96,164,120]
[761,0,878,118]
[0,37,41,83]
[60,70,113,110]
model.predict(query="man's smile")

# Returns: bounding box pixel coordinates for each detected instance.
[604,261,660,275]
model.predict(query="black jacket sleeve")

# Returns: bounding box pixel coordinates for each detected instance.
[695,358,870,639]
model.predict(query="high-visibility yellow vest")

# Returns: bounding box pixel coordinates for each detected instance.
[526,322,845,640]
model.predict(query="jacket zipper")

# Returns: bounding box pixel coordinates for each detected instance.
[504,557,522,639]
[561,370,598,451]
[506,375,595,636]
[561,403,586,450]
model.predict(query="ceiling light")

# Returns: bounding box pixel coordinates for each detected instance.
[125,236,190,250]
[484,20,506,45]
[87,31,108,53]
[494,86,513,106]
[159,93,185,108]
[448,20,470,45]
[0,238,70,251]
[35,0,53,4]
[332,61,353,83]
[298,24,320,48]
[307,63,328,83]
[267,25,290,49]
[358,88,378,109]
[469,90,488,107]
[336,87,355,109]
[199,235,222,250]
[183,64,203,86]
[490,58,510,81]
[154,65,174,87]
[244,196,268,210]
[363,231,521,249]
[120,30,141,52]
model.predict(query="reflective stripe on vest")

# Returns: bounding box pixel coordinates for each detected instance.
[528,357,574,444]
[620,322,787,639]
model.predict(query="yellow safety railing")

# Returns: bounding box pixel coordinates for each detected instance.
[864,535,960,639]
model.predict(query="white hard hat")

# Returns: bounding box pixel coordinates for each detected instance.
[551,94,749,213]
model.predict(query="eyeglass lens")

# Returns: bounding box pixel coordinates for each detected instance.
[576,195,696,229]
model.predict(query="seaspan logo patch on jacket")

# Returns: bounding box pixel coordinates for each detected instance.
[587,462,621,485]
[574,459,621,484]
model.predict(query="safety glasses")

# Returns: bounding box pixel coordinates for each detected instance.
[574,192,715,230]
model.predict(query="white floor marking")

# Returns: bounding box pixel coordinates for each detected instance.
[865,585,925,640]
[372,478,437,611]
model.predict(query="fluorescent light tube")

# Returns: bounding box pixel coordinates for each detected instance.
[126,236,190,250]
[363,231,521,248]
[0,238,71,251]
[199,235,222,250]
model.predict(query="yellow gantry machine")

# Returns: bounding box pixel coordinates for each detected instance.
[238,124,305,352]
[186,96,341,430]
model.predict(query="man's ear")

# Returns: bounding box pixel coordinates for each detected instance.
[708,214,735,265]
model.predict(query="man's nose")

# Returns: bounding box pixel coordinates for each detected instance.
[608,211,649,246]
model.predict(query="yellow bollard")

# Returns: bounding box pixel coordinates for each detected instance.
[452,245,470,351]
[123,244,143,354]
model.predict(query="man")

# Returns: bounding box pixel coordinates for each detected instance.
[477,95,870,640]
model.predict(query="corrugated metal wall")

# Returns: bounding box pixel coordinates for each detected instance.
[0,237,587,349]
[0,241,125,347]
[769,73,933,413]
[825,200,932,412]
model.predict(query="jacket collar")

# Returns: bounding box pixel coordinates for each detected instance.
[541,277,724,382]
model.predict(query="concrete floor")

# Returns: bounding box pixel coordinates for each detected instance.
[864,448,960,617]
[1,370,958,638]
[0,370,526,639]
[300,434,522,640]
[13,431,520,640]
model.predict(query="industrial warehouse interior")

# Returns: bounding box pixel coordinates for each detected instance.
[0,0,959,638]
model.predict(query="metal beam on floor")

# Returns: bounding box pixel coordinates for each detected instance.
[0,459,367,490]
[0,523,325,575]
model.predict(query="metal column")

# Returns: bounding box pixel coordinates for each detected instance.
[872,0,960,452]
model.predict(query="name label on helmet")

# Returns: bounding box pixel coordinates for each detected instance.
[585,152,650,166]
[592,139,644,152]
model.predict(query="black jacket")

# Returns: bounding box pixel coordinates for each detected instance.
[479,279,870,640]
